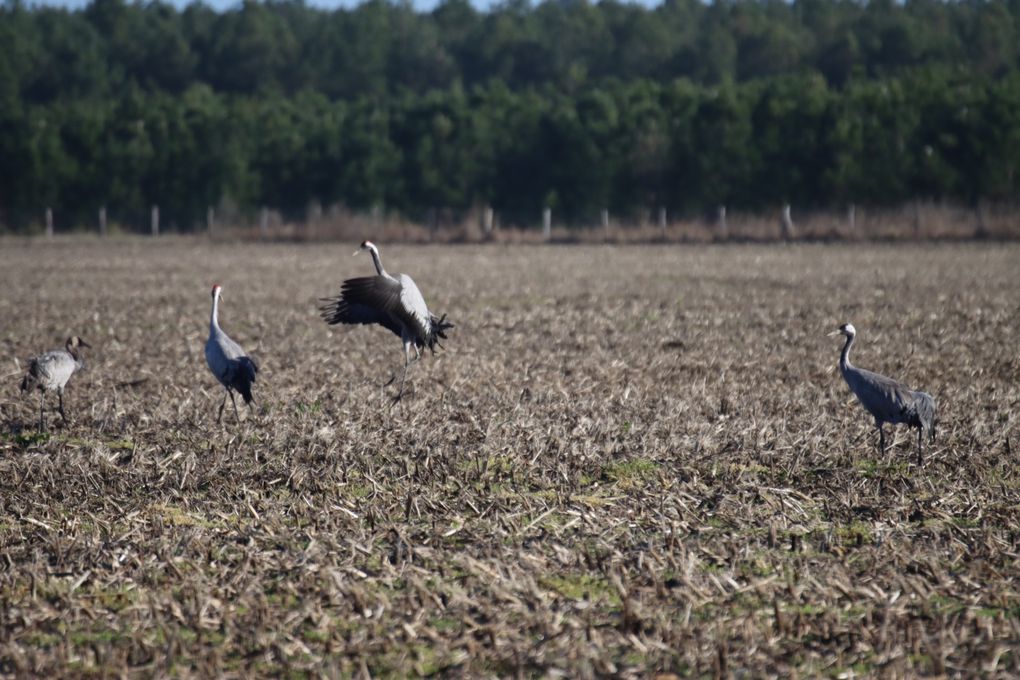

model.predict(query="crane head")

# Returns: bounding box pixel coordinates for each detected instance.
[829,323,856,338]
[211,284,222,299]
[354,240,376,256]
[67,336,91,349]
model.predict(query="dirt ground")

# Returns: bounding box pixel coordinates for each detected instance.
[0,238,1018,677]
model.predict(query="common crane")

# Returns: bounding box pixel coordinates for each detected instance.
[206,284,259,423]
[319,241,453,402]
[20,335,91,431]
[831,323,936,463]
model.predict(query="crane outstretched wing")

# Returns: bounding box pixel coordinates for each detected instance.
[322,299,402,338]
[322,275,430,342]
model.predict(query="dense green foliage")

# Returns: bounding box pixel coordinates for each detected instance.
[2,0,1019,230]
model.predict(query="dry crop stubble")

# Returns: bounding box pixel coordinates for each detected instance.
[0,238,1018,677]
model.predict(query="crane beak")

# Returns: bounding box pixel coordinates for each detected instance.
[79,340,92,349]
[827,330,842,337]
[352,250,361,257]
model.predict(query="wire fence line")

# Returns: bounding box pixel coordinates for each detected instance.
[9,200,1019,244]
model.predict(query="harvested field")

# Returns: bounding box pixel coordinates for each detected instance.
[0,238,1018,677]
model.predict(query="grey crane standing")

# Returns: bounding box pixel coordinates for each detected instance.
[831,323,936,463]
[205,284,259,423]
[20,335,91,431]
[319,241,453,402]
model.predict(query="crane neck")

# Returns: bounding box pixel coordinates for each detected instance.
[368,246,388,278]
[210,294,221,333]
[65,341,85,367]
[840,333,855,372]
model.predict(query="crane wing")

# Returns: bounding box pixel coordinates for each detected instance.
[397,274,432,339]
[29,351,76,386]
[326,276,430,341]
[319,282,403,338]
[226,356,258,403]
[906,390,937,437]
[28,354,56,382]
[847,366,916,423]
[239,355,258,380]
[217,333,249,362]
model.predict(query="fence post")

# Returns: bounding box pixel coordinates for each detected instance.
[483,206,494,236]
[207,206,215,235]
[427,207,437,239]
[151,205,159,237]
[781,203,795,241]
[716,205,727,240]
[658,207,667,238]
[260,207,269,239]
[542,207,551,242]
[308,201,322,240]
[45,207,53,239]
[975,199,988,239]
[99,206,107,237]
[601,208,610,241]
[847,203,856,232]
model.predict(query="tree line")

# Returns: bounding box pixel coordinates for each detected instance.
[1,0,1019,231]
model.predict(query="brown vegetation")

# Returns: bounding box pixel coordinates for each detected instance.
[203,202,1020,245]
[0,239,1018,677]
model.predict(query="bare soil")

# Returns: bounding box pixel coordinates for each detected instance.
[0,239,1018,678]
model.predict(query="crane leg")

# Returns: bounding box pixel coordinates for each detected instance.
[877,424,886,454]
[916,427,923,465]
[392,342,413,404]
[229,390,240,423]
[217,393,227,423]
[38,392,46,432]
[58,389,67,424]
[393,360,410,404]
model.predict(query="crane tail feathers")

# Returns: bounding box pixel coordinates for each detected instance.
[234,375,255,405]
[242,355,259,379]
[426,313,454,354]
[237,383,255,405]
[20,358,41,392]
[227,357,258,405]
[907,391,937,441]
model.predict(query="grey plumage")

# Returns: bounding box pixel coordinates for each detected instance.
[205,284,259,423]
[832,323,937,463]
[20,335,91,431]
[319,240,453,401]
[906,390,937,445]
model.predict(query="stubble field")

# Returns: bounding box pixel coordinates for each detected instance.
[0,238,1018,678]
